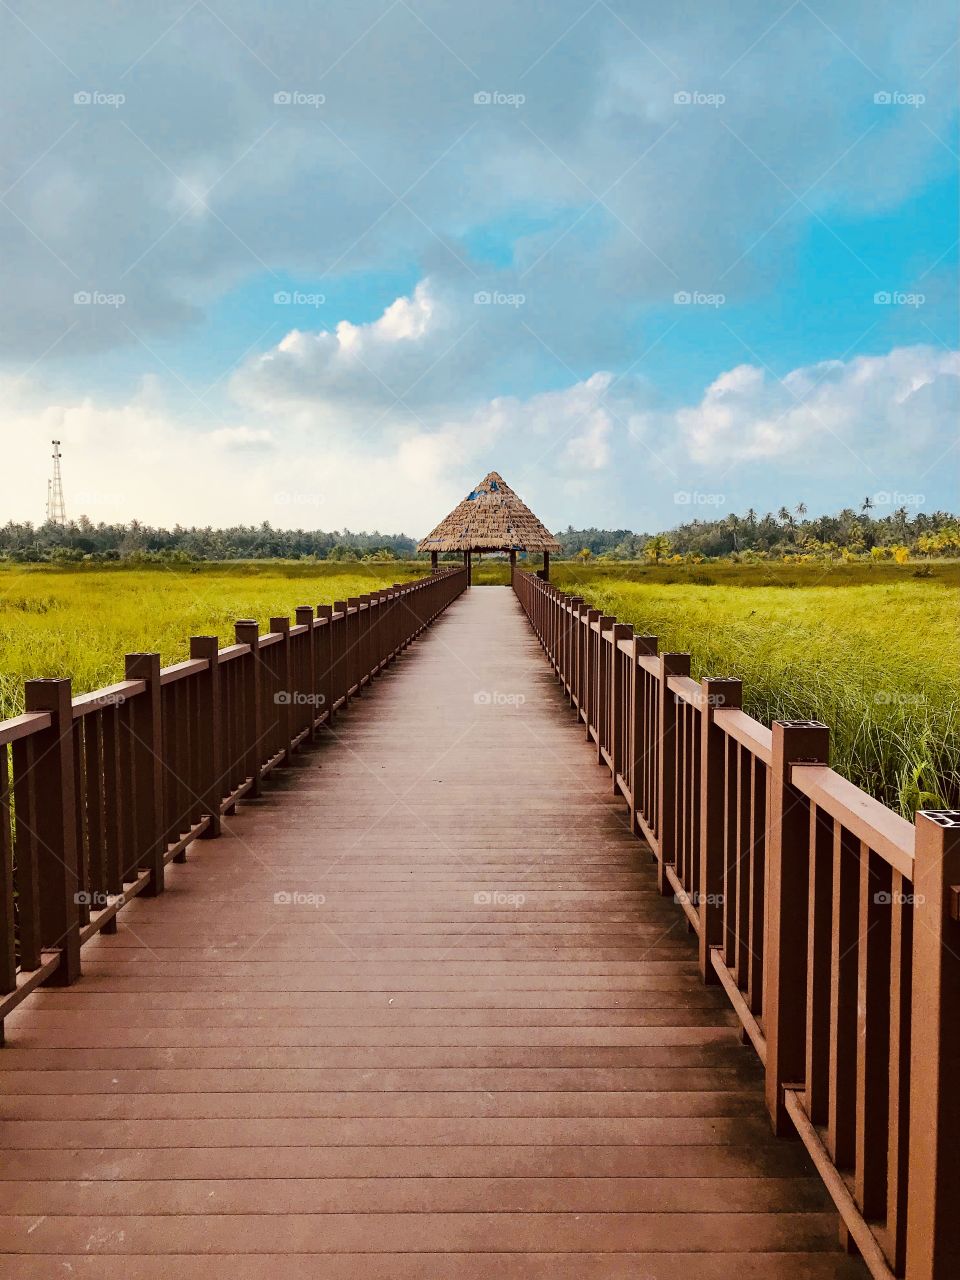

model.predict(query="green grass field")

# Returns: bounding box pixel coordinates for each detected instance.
[1,559,956,816]
[0,561,421,722]
[545,562,959,816]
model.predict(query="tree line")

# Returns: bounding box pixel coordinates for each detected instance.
[1,502,957,564]
[0,518,417,563]
[557,503,960,563]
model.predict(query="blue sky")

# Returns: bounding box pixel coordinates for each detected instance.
[0,1,956,533]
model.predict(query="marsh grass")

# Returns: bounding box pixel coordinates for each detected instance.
[549,567,959,815]
[0,561,421,720]
[1,559,955,815]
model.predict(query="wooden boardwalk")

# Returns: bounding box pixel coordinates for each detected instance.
[0,587,866,1278]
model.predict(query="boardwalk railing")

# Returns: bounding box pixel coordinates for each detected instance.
[0,568,466,1035]
[514,568,959,1280]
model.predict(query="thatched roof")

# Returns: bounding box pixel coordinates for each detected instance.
[418,472,561,554]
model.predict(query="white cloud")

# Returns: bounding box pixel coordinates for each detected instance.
[672,346,960,465]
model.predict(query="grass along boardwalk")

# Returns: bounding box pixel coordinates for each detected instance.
[0,586,865,1278]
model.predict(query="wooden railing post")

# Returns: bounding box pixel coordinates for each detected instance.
[584,609,600,741]
[596,616,615,764]
[610,623,632,789]
[124,654,165,896]
[629,635,658,839]
[295,606,318,733]
[656,653,691,896]
[764,719,830,1135]
[234,620,262,800]
[22,678,81,984]
[189,636,222,839]
[270,616,292,762]
[906,810,960,1280]
[698,677,742,982]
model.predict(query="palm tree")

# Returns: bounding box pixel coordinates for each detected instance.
[795,502,807,519]
[644,534,671,564]
[861,496,873,514]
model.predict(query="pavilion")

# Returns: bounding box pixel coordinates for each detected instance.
[418,471,561,584]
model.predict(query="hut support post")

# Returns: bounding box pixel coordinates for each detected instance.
[430,551,438,574]
[542,551,550,581]
[509,550,517,584]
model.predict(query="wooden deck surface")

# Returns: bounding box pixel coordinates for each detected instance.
[0,586,866,1278]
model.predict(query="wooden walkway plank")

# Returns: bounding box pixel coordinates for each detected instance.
[0,587,867,1277]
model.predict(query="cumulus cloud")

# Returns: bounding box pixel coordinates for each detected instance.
[1,331,956,531]
[672,346,960,467]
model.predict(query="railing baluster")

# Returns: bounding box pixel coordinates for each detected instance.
[764,719,829,1135]
[699,677,741,981]
[906,810,960,1280]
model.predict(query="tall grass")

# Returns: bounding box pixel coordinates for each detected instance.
[549,569,959,816]
[1,560,955,816]
[0,562,420,720]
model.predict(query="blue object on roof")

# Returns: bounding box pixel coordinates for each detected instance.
[488,480,499,491]
[466,489,479,501]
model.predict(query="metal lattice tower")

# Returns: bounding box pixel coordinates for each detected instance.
[47,439,67,525]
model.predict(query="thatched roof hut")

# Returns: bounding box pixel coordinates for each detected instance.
[418,472,560,555]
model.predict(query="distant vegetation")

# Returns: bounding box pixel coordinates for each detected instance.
[3,501,957,566]
[555,502,960,564]
[0,519,416,563]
